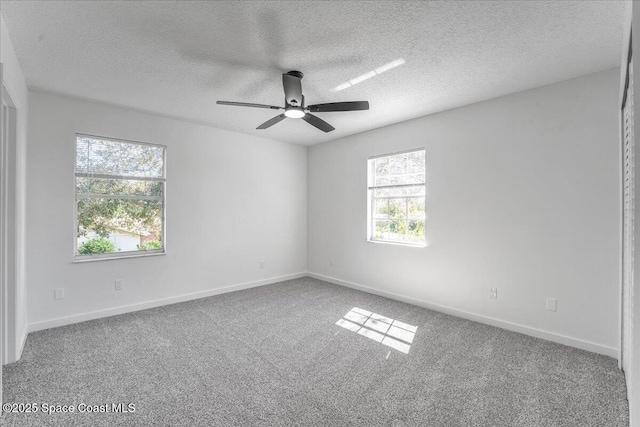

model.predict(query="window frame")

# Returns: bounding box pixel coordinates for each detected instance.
[367,147,426,247]
[73,133,167,262]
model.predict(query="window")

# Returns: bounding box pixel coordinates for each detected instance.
[368,148,426,246]
[74,134,166,261]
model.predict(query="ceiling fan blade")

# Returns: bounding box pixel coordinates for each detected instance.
[257,114,287,130]
[307,101,369,112]
[302,113,335,133]
[217,101,282,110]
[282,72,303,106]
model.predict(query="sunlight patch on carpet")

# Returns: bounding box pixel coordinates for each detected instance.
[336,307,416,354]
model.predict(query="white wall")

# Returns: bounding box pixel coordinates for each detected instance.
[308,68,621,357]
[26,91,307,328]
[1,13,29,363]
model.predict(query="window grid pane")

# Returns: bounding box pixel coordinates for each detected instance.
[369,149,425,245]
[76,177,164,197]
[75,135,166,259]
[76,135,165,179]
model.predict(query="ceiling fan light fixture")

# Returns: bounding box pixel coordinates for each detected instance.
[218,70,369,132]
[284,107,305,119]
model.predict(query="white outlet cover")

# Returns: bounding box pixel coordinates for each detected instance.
[490,288,498,299]
[546,298,557,312]
[54,288,64,300]
[115,279,123,290]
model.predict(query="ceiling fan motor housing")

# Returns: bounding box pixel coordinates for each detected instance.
[284,71,304,107]
[286,70,304,79]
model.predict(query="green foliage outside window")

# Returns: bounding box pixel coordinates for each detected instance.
[139,241,162,251]
[78,237,116,255]
[76,179,163,239]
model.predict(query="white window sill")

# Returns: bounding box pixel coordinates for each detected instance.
[367,239,426,248]
[73,250,166,263]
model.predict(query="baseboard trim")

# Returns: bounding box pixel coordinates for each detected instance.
[28,272,307,333]
[26,271,618,359]
[18,323,27,358]
[308,272,618,358]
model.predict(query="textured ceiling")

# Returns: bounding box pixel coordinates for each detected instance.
[0,1,626,145]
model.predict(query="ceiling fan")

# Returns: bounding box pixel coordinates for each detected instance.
[217,71,369,133]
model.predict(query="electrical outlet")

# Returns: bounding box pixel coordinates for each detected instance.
[260,261,265,269]
[546,297,557,312]
[490,288,498,299]
[115,279,123,291]
[54,288,64,300]
[329,257,334,266]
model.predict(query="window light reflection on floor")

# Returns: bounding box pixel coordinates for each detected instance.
[335,307,417,354]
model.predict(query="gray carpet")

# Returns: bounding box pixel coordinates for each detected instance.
[2,277,629,426]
